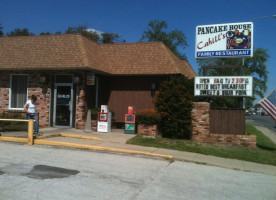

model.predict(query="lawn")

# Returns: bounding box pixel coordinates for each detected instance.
[127,125,276,166]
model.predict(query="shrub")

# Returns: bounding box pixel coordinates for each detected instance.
[136,109,160,126]
[89,108,101,120]
[89,108,115,120]
[154,75,194,139]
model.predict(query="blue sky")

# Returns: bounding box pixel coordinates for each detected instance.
[1,0,275,103]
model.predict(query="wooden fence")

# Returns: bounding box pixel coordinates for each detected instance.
[210,108,245,135]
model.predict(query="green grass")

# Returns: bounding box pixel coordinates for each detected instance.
[127,125,276,166]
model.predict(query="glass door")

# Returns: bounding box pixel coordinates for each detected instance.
[54,83,73,127]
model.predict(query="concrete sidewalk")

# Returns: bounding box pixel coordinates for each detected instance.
[246,118,276,144]
[1,127,276,176]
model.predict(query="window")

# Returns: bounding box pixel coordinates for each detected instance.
[10,75,28,109]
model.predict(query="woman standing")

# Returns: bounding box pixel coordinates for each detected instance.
[24,95,38,137]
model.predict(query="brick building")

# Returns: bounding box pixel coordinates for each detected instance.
[0,34,195,129]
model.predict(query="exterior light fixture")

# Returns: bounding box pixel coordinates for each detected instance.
[151,82,156,97]
[39,74,47,83]
[151,82,156,90]
[73,74,81,84]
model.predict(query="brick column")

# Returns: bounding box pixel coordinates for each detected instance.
[191,102,210,141]
[76,84,86,129]
[0,71,11,112]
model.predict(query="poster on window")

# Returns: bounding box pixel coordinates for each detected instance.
[57,94,71,105]
[86,73,95,85]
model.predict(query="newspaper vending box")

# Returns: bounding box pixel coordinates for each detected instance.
[125,106,136,134]
[97,105,112,132]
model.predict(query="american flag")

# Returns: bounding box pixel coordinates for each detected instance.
[259,89,276,121]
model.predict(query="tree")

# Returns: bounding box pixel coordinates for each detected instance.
[154,75,194,139]
[40,32,51,35]
[40,31,63,35]
[197,48,269,108]
[81,30,100,42]
[102,33,120,43]
[140,20,188,60]
[65,25,87,34]
[65,25,99,42]
[0,23,3,37]
[65,25,121,43]
[6,28,34,36]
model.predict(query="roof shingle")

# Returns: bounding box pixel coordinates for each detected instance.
[0,34,196,78]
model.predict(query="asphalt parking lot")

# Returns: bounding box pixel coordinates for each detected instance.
[1,142,276,200]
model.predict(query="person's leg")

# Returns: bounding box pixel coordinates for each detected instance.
[26,114,31,132]
[27,114,38,136]
[33,114,38,135]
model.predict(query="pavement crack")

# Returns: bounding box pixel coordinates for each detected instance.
[130,162,171,200]
[35,179,61,200]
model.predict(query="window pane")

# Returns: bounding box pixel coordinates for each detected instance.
[11,75,28,108]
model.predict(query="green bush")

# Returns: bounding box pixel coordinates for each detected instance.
[136,109,160,126]
[89,108,101,120]
[154,75,194,139]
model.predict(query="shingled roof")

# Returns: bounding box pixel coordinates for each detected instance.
[0,34,196,78]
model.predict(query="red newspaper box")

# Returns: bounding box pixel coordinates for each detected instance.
[125,106,136,134]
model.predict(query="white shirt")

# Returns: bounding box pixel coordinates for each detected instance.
[26,100,36,114]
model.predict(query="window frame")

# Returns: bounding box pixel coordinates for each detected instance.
[9,74,29,110]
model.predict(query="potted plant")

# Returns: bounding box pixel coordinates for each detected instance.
[136,109,160,137]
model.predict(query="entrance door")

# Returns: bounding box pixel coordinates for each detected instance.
[54,83,73,128]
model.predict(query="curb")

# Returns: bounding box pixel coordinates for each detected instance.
[59,133,103,141]
[0,134,174,162]
[34,139,174,162]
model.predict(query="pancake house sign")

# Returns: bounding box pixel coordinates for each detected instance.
[194,76,253,97]
[195,22,253,59]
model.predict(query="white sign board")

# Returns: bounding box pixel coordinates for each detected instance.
[101,105,108,113]
[194,76,253,97]
[195,22,253,59]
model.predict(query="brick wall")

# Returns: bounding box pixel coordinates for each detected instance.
[91,120,98,131]
[191,102,256,148]
[0,71,50,128]
[193,133,257,148]
[138,124,158,137]
[0,71,89,129]
[27,72,50,128]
